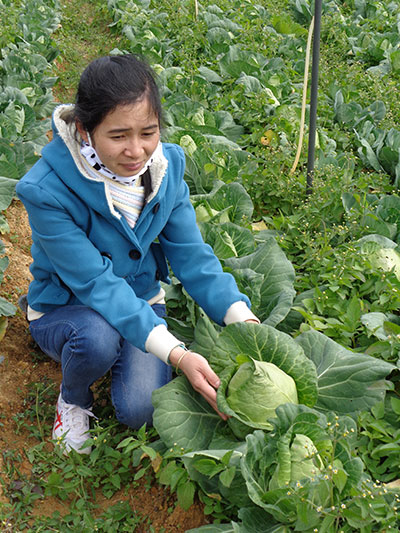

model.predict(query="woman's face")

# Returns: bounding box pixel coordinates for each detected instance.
[78,98,160,177]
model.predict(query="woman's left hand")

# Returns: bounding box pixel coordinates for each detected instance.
[168,347,228,420]
[168,319,259,419]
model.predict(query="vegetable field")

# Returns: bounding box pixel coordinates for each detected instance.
[1,0,400,531]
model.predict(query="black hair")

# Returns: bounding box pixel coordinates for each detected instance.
[71,54,162,134]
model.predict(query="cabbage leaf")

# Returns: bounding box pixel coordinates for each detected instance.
[295,329,395,414]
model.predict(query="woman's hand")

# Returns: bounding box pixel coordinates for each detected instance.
[168,346,228,420]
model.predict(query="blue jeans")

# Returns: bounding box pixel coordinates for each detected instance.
[29,304,172,429]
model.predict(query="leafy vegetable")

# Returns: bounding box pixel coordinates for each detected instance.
[268,433,322,490]
[226,360,298,431]
[358,234,400,279]
[212,323,318,408]
[154,323,395,453]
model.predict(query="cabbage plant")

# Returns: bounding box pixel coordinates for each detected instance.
[153,322,394,452]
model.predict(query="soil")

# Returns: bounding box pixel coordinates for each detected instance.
[0,202,210,531]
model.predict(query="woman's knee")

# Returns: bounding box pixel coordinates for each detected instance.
[115,401,154,429]
[63,309,123,371]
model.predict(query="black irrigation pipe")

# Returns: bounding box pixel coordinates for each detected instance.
[306,0,323,195]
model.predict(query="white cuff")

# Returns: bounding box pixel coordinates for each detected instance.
[145,324,181,363]
[223,301,260,325]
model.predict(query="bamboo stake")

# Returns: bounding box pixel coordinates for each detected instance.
[290,17,315,175]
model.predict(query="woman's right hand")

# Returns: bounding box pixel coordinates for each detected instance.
[168,346,228,421]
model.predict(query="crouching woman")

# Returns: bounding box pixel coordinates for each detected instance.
[16,54,259,454]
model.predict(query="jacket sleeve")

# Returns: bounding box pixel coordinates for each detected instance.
[158,149,251,325]
[16,179,166,354]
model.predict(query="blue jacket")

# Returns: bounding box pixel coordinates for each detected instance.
[16,108,251,353]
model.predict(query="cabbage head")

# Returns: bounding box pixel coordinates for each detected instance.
[269,433,323,490]
[226,360,298,430]
[358,236,400,280]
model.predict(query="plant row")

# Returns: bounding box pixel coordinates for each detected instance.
[0,0,61,336]
[105,0,400,530]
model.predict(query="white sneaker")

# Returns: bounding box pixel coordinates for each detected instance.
[52,393,95,455]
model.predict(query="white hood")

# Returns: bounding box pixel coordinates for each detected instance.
[53,104,168,204]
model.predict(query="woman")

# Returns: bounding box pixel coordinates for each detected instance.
[16,54,259,455]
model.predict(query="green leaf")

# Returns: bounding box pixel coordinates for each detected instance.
[295,329,395,414]
[225,238,296,327]
[218,46,267,77]
[158,460,181,486]
[236,73,263,95]
[268,433,292,489]
[0,176,17,210]
[190,312,219,359]
[371,442,400,458]
[332,459,348,493]
[271,14,307,36]
[237,507,290,532]
[0,160,20,180]
[152,376,225,450]
[0,297,17,317]
[344,295,361,331]
[357,137,383,172]
[191,458,225,478]
[341,191,359,213]
[200,222,256,260]
[4,103,25,134]
[318,514,337,533]
[197,66,223,83]
[183,449,250,509]
[140,444,157,460]
[219,466,236,488]
[361,312,390,340]
[390,396,400,415]
[110,474,121,489]
[376,194,400,227]
[134,467,147,480]
[205,182,254,224]
[379,146,400,177]
[227,267,263,311]
[213,111,244,142]
[390,49,400,73]
[176,479,195,510]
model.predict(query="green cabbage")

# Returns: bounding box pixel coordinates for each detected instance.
[358,236,400,279]
[269,433,323,490]
[226,360,298,430]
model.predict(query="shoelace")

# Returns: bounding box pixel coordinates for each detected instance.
[63,404,96,438]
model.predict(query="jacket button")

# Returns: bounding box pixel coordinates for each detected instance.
[101,251,112,260]
[155,269,162,280]
[129,249,141,260]
[152,202,160,214]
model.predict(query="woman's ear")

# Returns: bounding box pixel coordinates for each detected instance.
[76,120,89,143]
